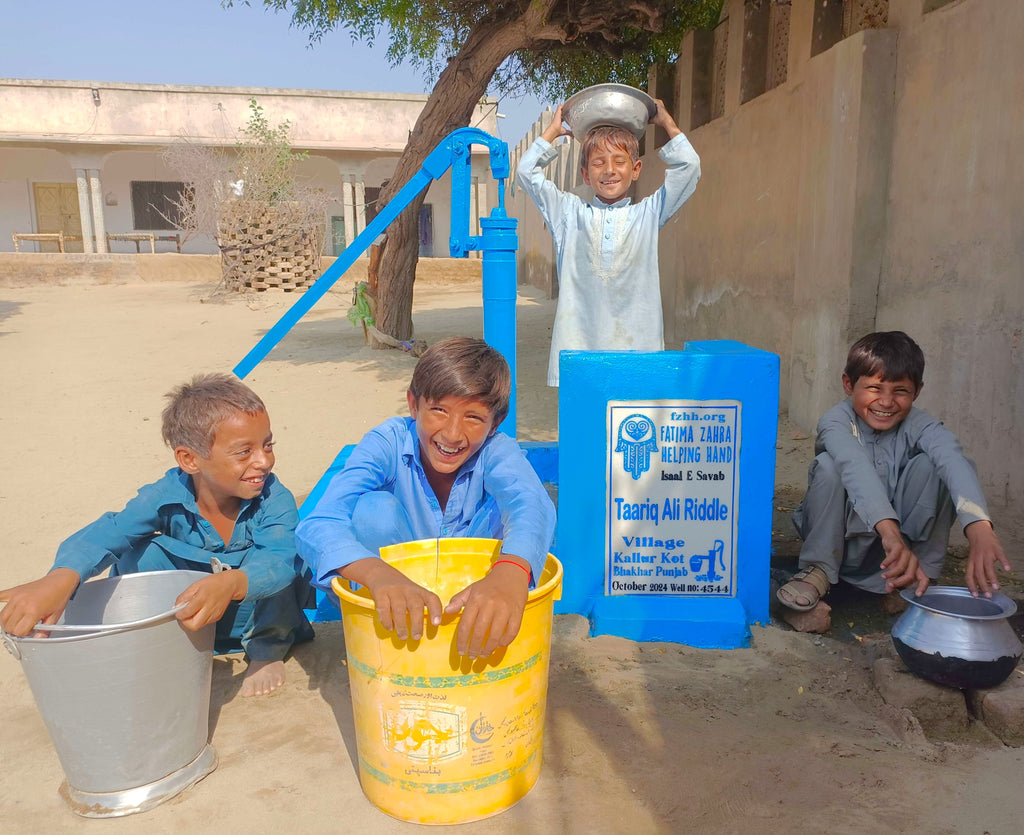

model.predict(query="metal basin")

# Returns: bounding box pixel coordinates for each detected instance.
[891,586,1022,690]
[563,83,656,141]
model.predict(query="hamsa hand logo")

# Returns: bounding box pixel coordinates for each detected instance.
[615,414,658,480]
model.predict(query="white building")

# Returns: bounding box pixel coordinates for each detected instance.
[0,78,499,256]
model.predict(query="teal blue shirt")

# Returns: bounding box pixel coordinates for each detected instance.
[52,468,301,600]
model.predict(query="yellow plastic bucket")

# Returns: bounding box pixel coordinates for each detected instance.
[332,537,562,825]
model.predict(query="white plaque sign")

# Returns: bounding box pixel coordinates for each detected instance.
[606,401,740,596]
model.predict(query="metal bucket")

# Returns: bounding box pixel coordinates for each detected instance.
[1,570,217,817]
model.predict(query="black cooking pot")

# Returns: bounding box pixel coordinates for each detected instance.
[891,586,1022,690]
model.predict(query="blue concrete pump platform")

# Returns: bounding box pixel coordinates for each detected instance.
[300,340,779,650]
[554,341,779,648]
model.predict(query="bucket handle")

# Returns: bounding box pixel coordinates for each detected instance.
[31,601,189,634]
[1,627,21,660]
[1,602,190,649]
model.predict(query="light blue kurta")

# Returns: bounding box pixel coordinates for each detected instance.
[516,133,700,385]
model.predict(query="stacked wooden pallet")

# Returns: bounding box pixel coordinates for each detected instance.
[219,204,323,291]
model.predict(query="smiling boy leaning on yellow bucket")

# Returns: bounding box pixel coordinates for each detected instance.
[296,336,556,658]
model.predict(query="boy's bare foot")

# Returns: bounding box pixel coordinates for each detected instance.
[241,659,285,697]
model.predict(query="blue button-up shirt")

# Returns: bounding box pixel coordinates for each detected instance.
[52,468,301,600]
[295,417,556,587]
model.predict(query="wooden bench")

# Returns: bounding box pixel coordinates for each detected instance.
[13,232,67,252]
[106,232,156,253]
[106,233,182,253]
[156,234,182,253]
[13,232,183,253]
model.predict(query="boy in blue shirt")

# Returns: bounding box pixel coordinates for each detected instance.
[0,374,313,697]
[296,337,556,659]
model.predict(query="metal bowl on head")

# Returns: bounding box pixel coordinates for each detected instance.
[891,586,1022,690]
[563,83,657,141]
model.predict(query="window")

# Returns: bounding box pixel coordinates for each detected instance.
[365,186,382,223]
[331,215,346,256]
[365,179,390,224]
[130,180,191,230]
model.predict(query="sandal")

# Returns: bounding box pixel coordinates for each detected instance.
[777,564,830,612]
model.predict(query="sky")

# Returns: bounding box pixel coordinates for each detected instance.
[0,0,550,145]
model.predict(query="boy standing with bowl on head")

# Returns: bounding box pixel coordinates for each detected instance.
[516,98,700,386]
[296,337,556,659]
[0,374,314,697]
[777,331,1010,618]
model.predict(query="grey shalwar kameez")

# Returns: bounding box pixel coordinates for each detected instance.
[793,400,990,592]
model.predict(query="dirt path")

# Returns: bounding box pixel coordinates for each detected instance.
[1,278,1021,833]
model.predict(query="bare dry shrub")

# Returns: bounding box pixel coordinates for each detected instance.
[163,99,327,291]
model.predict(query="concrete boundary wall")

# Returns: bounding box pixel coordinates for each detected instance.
[0,253,482,288]
[877,0,1024,539]
[510,0,1023,548]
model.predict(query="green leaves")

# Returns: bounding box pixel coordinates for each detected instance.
[235,98,308,205]
[233,1,724,97]
[347,281,376,327]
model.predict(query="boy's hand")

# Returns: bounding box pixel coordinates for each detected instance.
[877,519,930,596]
[540,104,572,144]
[445,556,531,659]
[174,570,248,631]
[344,558,443,641]
[964,520,1011,598]
[651,99,682,140]
[0,568,81,637]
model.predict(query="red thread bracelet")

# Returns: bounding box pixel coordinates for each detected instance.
[493,559,531,578]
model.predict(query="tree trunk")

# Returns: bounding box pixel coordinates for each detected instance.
[373,191,426,345]
[371,7,554,347]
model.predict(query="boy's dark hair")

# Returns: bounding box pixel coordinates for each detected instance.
[162,373,266,456]
[844,331,925,391]
[581,125,640,167]
[409,337,511,424]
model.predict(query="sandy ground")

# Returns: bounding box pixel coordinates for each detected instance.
[1,276,1023,834]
